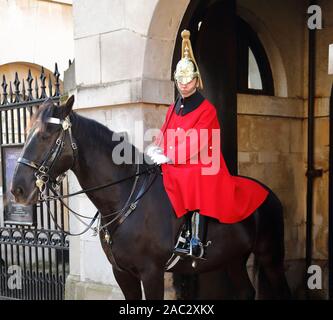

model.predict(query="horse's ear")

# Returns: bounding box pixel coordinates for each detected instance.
[61,95,75,118]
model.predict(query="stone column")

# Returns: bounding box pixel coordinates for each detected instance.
[65,0,189,299]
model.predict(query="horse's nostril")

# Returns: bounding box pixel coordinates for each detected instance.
[17,187,24,195]
[12,186,24,197]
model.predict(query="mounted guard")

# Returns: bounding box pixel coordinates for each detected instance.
[147,30,269,261]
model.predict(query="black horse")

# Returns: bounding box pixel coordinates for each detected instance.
[11,96,291,300]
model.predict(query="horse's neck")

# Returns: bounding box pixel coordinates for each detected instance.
[69,115,137,213]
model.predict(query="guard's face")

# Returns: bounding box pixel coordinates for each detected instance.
[176,77,198,98]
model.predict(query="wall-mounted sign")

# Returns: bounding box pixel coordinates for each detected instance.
[2,145,36,226]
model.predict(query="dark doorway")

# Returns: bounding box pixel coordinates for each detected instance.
[173,0,238,175]
[172,0,238,299]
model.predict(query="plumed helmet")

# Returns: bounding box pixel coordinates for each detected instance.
[174,30,203,89]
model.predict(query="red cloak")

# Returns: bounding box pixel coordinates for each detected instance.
[156,98,269,224]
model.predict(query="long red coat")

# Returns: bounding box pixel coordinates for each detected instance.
[156,97,269,224]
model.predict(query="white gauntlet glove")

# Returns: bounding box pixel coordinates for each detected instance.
[146,145,161,158]
[146,144,171,165]
[151,153,171,165]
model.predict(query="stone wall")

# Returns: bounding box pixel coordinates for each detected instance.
[312,0,331,266]
[237,94,306,260]
[0,0,74,73]
[66,0,179,299]
[236,0,332,298]
[237,94,307,297]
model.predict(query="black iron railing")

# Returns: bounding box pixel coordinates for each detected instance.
[0,63,69,300]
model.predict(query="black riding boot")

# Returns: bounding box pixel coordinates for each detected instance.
[173,212,193,256]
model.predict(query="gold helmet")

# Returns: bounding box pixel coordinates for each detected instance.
[174,30,203,89]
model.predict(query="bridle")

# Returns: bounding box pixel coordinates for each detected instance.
[16,114,159,237]
[18,116,77,195]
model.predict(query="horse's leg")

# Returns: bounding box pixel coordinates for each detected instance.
[113,267,142,300]
[256,255,291,300]
[253,192,291,299]
[141,266,165,300]
[227,259,256,300]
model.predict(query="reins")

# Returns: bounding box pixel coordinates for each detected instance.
[17,113,160,236]
[44,163,159,201]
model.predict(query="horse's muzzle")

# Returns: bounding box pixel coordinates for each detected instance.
[11,184,38,205]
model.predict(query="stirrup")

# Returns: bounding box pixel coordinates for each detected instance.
[190,240,211,268]
[189,240,206,260]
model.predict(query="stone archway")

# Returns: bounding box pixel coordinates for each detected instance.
[0,62,63,88]
[237,5,288,97]
[142,0,287,100]
[142,0,190,104]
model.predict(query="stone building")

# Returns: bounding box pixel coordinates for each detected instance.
[63,0,333,299]
[0,0,73,84]
[1,0,332,300]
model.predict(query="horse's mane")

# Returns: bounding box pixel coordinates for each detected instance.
[28,100,56,133]
[70,112,133,154]
[32,100,140,159]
